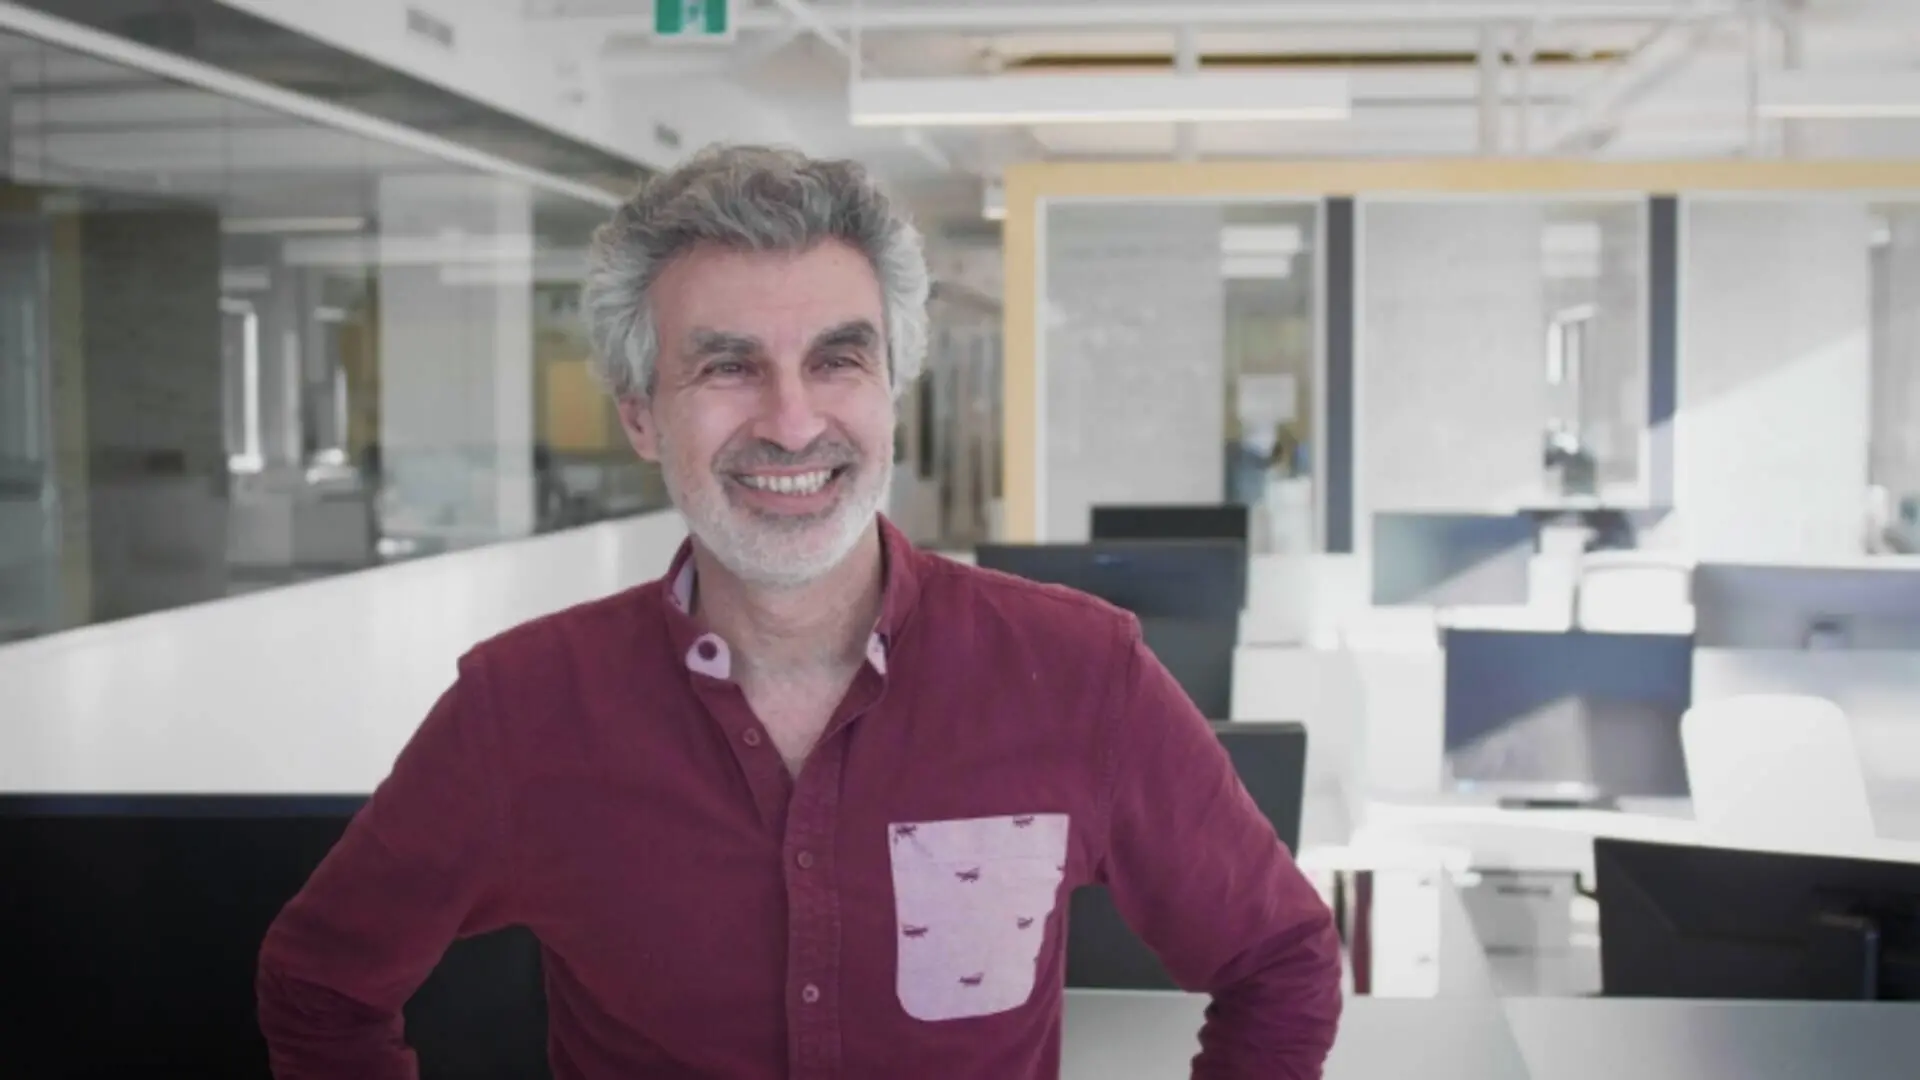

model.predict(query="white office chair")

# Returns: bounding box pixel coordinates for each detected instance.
[1681,693,1877,852]
[1572,550,1695,634]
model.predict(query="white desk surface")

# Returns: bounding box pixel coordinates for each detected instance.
[1061,990,1920,1080]
[1348,798,1920,877]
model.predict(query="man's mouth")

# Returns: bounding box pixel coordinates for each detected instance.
[733,466,849,497]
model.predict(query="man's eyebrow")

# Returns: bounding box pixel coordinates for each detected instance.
[808,319,881,353]
[686,329,760,358]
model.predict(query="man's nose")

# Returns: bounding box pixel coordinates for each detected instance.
[753,367,829,452]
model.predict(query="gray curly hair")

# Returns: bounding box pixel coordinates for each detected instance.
[581,144,930,400]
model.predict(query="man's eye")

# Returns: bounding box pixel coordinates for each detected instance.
[707,360,749,376]
[821,354,860,369]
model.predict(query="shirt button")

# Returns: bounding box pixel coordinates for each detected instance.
[796,850,815,870]
[742,728,762,747]
[801,983,821,1005]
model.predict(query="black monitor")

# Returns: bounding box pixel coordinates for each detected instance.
[0,795,549,1079]
[1595,837,1920,1001]
[1091,504,1249,545]
[975,540,1247,620]
[1371,512,1535,607]
[1140,618,1237,720]
[1443,628,1693,800]
[1065,721,1308,990]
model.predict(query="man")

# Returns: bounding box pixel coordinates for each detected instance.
[257,144,1343,1078]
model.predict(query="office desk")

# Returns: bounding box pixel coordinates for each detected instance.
[1061,990,1920,1079]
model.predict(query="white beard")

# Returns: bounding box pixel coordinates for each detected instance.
[657,429,891,590]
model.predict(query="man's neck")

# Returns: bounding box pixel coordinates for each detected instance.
[691,522,885,679]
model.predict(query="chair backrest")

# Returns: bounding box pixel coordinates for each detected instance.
[1681,693,1877,851]
[1065,721,1308,990]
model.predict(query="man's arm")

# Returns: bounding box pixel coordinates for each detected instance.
[1094,618,1344,1079]
[257,652,520,1079]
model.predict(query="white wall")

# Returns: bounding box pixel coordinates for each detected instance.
[0,511,687,795]
[1666,199,1872,560]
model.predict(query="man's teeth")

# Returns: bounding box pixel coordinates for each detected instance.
[742,470,834,495]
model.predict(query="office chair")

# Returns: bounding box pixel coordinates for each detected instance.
[1681,693,1876,852]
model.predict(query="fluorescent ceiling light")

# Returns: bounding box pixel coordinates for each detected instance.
[1757,71,1920,119]
[1541,221,1601,257]
[982,178,1006,221]
[1222,254,1294,281]
[850,72,1349,127]
[223,215,368,235]
[1221,224,1304,257]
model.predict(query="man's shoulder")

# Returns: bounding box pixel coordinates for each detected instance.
[911,550,1140,659]
[458,579,666,682]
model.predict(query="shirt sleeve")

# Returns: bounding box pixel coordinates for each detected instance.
[1094,617,1345,1079]
[256,652,521,1080]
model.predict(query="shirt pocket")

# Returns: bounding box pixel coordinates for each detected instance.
[887,813,1070,1023]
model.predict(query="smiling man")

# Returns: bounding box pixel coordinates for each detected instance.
[256,145,1343,1079]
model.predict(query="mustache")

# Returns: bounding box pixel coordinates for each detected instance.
[720,438,860,472]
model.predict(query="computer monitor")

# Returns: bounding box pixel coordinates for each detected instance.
[1090,504,1249,545]
[1065,721,1308,990]
[1443,629,1693,799]
[1595,836,1920,1001]
[0,795,548,1078]
[1140,618,1237,720]
[975,540,1247,620]
[1371,512,1535,607]
[1692,561,1920,650]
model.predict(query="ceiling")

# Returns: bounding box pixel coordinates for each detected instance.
[9,0,1920,242]
[2,0,648,198]
[0,23,611,241]
[554,0,1920,224]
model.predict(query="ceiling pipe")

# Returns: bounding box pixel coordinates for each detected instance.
[1477,26,1503,155]
[1173,27,1200,162]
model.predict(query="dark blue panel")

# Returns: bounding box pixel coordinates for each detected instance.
[1443,629,1695,798]
[1325,197,1356,553]
[1648,195,1679,508]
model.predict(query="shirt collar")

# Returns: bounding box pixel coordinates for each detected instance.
[660,514,922,682]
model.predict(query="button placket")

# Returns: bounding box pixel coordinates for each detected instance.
[784,739,847,1078]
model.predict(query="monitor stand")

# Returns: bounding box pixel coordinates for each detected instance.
[1497,793,1620,811]
[1806,912,1882,1000]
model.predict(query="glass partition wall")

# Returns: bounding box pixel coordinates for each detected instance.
[0,26,644,643]
[1357,196,1650,534]
[1040,198,1322,551]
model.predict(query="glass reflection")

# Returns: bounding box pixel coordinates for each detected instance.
[0,28,655,643]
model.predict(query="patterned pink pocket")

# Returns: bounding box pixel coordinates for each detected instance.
[888,813,1070,1022]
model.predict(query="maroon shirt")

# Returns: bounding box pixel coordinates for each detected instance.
[257,517,1343,1079]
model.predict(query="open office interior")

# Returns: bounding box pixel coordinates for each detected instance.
[8,1,1920,1077]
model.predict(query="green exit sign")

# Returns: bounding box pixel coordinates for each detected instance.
[655,0,733,41]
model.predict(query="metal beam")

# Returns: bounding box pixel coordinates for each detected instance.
[767,0,854,61]
[1173,27,1199,162]
[1537,15,1723,155]
[1477,26,1502,155]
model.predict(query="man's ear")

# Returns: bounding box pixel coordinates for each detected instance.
[616,394,661,462]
